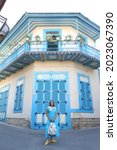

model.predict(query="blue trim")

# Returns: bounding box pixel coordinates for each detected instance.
[31,71,71,130]
[66,72,72,128]
[4,84,10,122]
[13,77,25,113]
[43,29,62,51]
[31,72,39,129]
[0,84,10,122]
[0,13,100,51]
[70,109,94,113]
[77,73,93,112]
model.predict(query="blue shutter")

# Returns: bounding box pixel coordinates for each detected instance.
[80,81,87,109]
[43,102,48,113]
[59,80,66,113]
[59,80,65,91]
[45,92,50,102]
[37,102,43,113]
[37,81,44,113]
[59,103,66,113]
[19,84,23,111]
[60,92,65,102]
[85,83,92,109]
[17,85,20,110]
[52,91,58,102]
[38,81,43,91]
[52,80,59,112]
[59,80,66,102]
[45,80,50,102]
[79,80,92,110]
[38,91,43,101]
[14,86,19,110]
[52,80,58,103]
[44,80,50,112]
[37,81,43,101]
[52,80,58,91]
[14,82,24,112]
[0,89,9,121]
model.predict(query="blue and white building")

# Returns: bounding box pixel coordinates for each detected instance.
[0,13,100,129]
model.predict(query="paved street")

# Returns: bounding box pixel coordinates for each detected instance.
[0,123,100,150]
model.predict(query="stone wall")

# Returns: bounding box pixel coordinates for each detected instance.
[6,118,30,128]
[6,118,100,129]
[71,118,100,129]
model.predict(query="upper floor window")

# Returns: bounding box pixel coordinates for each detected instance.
[44,29,62,51]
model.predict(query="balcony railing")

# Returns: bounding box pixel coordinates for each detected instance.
[30,41,100,59]
[0,41,100,71]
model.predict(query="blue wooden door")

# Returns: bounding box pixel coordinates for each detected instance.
[80,81,92,110]
[0,90,9,122]
[31,72,70,129]
[52,80,68,129]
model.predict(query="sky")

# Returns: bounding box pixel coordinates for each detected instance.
[0,0,116,49]
[1,0,102,29]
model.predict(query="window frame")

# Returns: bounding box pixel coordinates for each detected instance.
[77,73,93,113]
[14,77,25,113]
[43,29,62,51]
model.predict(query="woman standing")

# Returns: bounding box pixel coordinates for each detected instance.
[45,100,59,145]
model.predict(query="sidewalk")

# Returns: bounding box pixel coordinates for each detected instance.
[0,123,100,150]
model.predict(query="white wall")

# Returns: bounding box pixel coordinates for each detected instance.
[0,61,100,119]
[34,61,100,118]
[31,26,95,47]
[0,64,34,119]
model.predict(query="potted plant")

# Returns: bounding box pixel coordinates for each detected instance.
[75,34,87,47]
[46,34,52,42]
[64,35,72,42]
[35,35,41,44]
[55,35,61,42]
[46,35,61,42]
[25,34,31,44]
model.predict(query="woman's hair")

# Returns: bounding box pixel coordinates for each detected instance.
[49,100,55,106]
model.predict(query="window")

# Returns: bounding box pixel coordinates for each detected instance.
[0,85,10,121]
[14,77,24,113]
[46,31,59,51]
[43,29,62,51]
[78,74,93,112]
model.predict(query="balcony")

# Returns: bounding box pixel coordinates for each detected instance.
[0,41,100,80]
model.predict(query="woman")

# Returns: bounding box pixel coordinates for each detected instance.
[45,100,59,145]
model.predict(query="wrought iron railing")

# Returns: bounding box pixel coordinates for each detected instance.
[0,41,100,70]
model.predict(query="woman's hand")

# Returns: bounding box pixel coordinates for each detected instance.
[50,119,55,122]
[50,113,57,122]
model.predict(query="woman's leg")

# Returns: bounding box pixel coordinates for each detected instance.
[50,135,53,142]
[50,135,56,143]
[45,136,50,145]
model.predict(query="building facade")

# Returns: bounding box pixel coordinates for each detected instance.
[0,13,100,129]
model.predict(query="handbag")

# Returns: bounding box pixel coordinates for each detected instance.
[48,122,57,135]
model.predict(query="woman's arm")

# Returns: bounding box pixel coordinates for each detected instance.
[46,109,52,122]
[51,112,58,122]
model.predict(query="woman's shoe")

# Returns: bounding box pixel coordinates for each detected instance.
[45,140,50,145]
[51,139,56,143]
